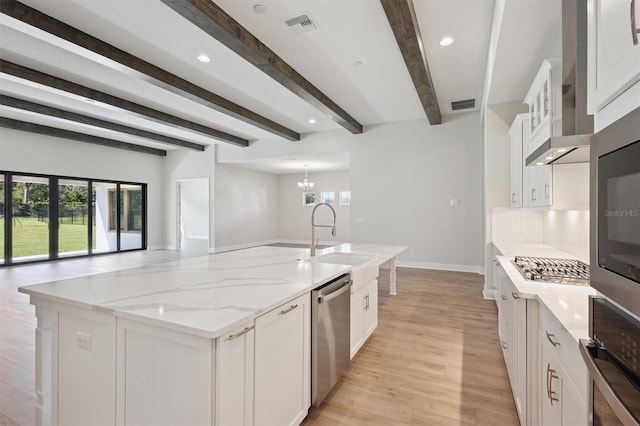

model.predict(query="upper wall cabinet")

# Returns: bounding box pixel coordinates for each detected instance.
[524,59,563,155]
[508,114,529,209]
[587,0,640,113]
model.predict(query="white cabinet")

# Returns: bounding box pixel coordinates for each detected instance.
[254,293,310,426]
[508,114,529,208]
[524,58,562,154]
[538,305,588,426]
[350,278,378,358]
[587,0,640,113]
[527,165,553,208]
[216,321,255,426]
[116,318,213,426]
[539,332,588,426]
[496,263,527,424]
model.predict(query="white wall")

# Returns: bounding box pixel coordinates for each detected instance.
[277,171,350,244]
[219,114,485,272]
[214,163,278,251]
[0,128,164,248]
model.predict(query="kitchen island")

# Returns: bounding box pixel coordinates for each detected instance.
[19,243,405,426]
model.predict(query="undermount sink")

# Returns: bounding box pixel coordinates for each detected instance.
[311,252,379,293]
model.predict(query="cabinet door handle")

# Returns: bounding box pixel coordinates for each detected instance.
[531,188,537,201]
[512,192,516,204]
[511,291,520,299]
[501,294,508,301]
[279,304,298,315]
[632,0,639,45]
[546,331,561,347]
[547,363,560,405]
[502,340,508,350]
[228,326,254,341]
[544,182,550,199]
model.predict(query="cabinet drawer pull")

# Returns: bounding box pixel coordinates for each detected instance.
[228,326,254,341]
[546,331,561,347]
[632,0,639,45]
[511,291,520,299]
[279,304,298,315]
[501,294,508,301]
[501,340,508,350]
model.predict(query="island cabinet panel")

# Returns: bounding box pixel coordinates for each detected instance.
[216,321,255,426]
[55,307,116,426]
[116,319,213,426]
[254,293,310,426]
[350,278,378,358]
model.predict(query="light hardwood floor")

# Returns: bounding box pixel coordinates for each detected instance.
[0,255,518,426]
[303,268,519,426]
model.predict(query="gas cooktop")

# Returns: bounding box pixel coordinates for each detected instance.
[513,256,590,286]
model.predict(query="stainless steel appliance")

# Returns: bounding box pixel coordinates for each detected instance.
[579,297,640,426]
[513,256,591,285]
[590,107,640,318]
[311,273,352,406]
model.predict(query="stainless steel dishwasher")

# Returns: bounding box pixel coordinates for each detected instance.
[311,273,352,407]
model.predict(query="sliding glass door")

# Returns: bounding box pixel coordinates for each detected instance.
[12,175,49,262]
[0,171,147,266]
[58,179,90,258]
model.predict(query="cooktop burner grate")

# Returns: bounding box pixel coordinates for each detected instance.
[513,256,590,286]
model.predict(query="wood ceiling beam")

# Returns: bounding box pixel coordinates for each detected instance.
[380,0,442,125]
[0,60,249,147]
[0,0,299,141]
[1,95,207,151]
[160,0,364,134]
[0,117,167,156]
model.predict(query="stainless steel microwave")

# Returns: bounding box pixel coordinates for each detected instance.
[590,107,640,318]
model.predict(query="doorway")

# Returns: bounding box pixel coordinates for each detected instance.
[176,178,209,252]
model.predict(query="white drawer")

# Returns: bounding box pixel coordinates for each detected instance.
[538,304,587,404]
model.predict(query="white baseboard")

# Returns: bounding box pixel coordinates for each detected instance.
[396,261,483,274]
[148,245,173,250]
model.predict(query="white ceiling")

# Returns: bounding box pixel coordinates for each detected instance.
[0,0,560,174]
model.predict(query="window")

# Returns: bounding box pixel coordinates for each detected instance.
[0,170,147,266]
[339,191,351,206]
[108,187,142,232]
[320,191,335,205]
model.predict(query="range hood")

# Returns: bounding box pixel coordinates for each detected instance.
[526,0,593,166]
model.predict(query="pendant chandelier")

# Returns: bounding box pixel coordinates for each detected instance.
[297,166,314,191]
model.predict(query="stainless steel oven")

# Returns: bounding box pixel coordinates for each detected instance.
[590,107,640,318]
[579,297,640,426]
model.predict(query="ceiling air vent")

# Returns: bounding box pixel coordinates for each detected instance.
[451,99,476,111]
[284,13,318,34]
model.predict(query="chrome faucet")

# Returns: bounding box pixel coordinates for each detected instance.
[310,202,336,256]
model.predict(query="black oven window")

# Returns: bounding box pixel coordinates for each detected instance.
[598,140,640,283]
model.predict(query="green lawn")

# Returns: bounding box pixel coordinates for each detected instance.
[0,216,95,259]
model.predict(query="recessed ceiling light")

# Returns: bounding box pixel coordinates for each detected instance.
[308,118,317,124]
[557,148,568,153]
[198,54,211,63]
[253,4,266,14]
[536,162,544,166]
[545,156,554,160]
[439,36,454,46]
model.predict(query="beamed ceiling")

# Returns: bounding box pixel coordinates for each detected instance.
[0,0,562,172]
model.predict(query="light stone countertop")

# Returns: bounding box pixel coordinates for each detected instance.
[493,242,596,344]
[19,244,406,340]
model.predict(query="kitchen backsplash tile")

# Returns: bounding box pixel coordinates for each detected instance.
[542,209,590,262]
[492,209,544,243]
[492,208,590,263]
